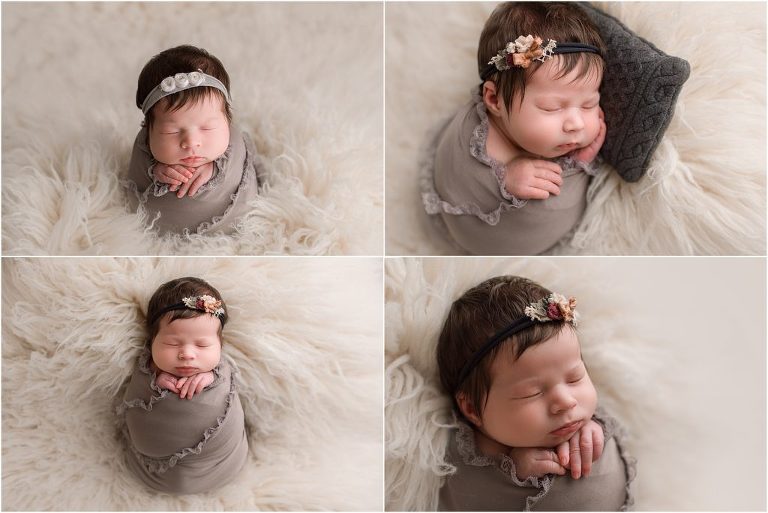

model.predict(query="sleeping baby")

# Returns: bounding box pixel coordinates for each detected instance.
[126,45,262,235]
[437,276,635,510]
[421,2,607,255]
[118,277,248,494]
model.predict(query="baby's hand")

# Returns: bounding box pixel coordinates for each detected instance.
[571,107,606,164]
[155,371,180,393]
[504,157,563,200]
[175,162,214,198]
[555,419,605,479]
[508,447,566,479]
[175,371,215,399]
[153,163,194,189]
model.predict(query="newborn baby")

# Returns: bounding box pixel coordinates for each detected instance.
[118,277,248,494]
[421,2,607,255]
[437,276,635,510]
[126,45,262,235]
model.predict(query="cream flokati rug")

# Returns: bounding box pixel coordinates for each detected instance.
[385,2,766,255]
[1,2,382,255]
[2,258,383,510]
[385,257,766,511]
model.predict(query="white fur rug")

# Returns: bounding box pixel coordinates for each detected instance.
[385,257,766,510]
[2,257,383,510]
[385,2,766,255]
[1,2,382,255]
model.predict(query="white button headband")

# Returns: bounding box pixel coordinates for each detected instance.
[140,70,232,115]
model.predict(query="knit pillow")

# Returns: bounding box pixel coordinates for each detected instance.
[580,3,691,182]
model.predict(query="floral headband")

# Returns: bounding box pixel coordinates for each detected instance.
[455,293,579,389]
[148,294,226,325]
[140,70,232,115]
[480,34,601,81]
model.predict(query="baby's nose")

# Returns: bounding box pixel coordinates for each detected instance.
[563,111,585,132]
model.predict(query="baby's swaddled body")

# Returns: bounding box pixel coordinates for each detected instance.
[126,124,261,236]
[439,410,635,511]
[119,350,248,494]
[421,93,598,255]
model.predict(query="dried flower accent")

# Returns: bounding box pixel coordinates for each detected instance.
[524,293,579,326]
[489,35,558,71]
[182,295,225,317]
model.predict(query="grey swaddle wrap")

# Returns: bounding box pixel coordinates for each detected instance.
[439,409,636,511]
[125,124,261,235]
[119,349,248,494]
[420,92,600,255]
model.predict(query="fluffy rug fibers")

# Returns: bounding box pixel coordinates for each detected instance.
[385,2,765,255]
[2,257,383,510]
[385,257,766,510]
[2,2,382,255]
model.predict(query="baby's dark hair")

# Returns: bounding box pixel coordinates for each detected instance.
[145,276,228,346]
[437,275,572,418]
[477,2,606,110]
[136,45,232,129]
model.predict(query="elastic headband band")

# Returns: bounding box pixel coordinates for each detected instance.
[480,35,602,81]
[140,70,231,115]
[454,293,579,392]
[149,295,226,325]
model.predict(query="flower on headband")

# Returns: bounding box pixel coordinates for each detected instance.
[182,295,225,317]
[160,77,176,93]
[489,35,557,71]
[524,293,579,326]
[188,72,204,86]
[174,73,190,88]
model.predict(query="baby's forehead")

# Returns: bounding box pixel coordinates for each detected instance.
[152,94,227,122]
[526,60,602,95]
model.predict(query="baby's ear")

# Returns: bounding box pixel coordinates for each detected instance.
[456,392,483,427]
[482,80,504,117]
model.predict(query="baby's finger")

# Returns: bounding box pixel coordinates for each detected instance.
[592,429,605,462]
[536,169,563,187]
[534,459,566,476]
[569,432,582,479]
[534,160,562,175]
[580,432,593,477]
[176,179,192,198]
[187,174,207,197]
[521,186,550,200]
[533,178,560,196]
[164,167,190,183]
[556,441,570,467]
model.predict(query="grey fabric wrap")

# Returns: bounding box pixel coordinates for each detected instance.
[424,99,591,255]
[439,409,636,511]
[119,352,249,494]
[125,124,261,235]
[580,2,691,182]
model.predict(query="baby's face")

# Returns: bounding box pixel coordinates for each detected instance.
[151,314,222,377]
[498,59,602,158]
[148,94,230,167]
[477,327,597,449]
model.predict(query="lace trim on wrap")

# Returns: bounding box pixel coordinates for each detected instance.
[593,407,637,511]
[454,419,554,511]
[184,131,260,236]
[420,89,602,226]
[117,349,239,474]
[122,129,261,236]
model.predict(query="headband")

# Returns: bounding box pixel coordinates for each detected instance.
[455,293,579,390]
[140,70,231,115]
[149,294,226,325]
[480,34,602,81]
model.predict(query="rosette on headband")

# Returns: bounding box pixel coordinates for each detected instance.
[480,34,601,80]
[140,69,231,115]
